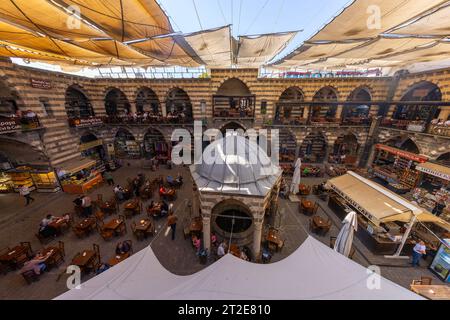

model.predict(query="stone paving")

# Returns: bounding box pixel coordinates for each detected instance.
[0,165,444,300]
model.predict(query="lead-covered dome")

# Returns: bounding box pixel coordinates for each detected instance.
[190,134,282,197]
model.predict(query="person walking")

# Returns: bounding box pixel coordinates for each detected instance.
[167,211,178,240]
[20,185,35,206]
[104,171,114,186]
[412,241,426,267]
[81,195,93,217]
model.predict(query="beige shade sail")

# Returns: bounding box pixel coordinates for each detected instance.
[327,172,450,231]
[236,31,298,67]
[0,0,107,40]
[380,41,450,63]
[416,162,450,181]
[335,37,438,61]
[388,3,450,37]
[58,0,173,42]
[58,158,97,175]
[184,26,233,68]
[310,0,448,41]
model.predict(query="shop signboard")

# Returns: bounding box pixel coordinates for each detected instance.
[375,144,428,163]
[79,139,103,152]
[30,79,52,89]
[416,166,450,181]
[68,117,103,128]
[0,119,21,133]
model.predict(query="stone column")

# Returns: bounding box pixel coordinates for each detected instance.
[192,185,199,216]
[202,215,211,254]
[302,106,309,119]
[162,102,167,117]
[336,105,343,121]
[252,218,263,261]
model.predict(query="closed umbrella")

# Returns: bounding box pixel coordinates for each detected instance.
[334,211,358,257]
[290,158,301,195]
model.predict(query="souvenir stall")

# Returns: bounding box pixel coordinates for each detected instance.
[371,144,428,194]
[114,130,140,159]
[58,158,103,194]
[327,172,450,255]
[413,162,450,222]
[0,171,13,193]
[143,130,170,162]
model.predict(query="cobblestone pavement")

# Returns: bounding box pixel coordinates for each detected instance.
[0,166,444,299]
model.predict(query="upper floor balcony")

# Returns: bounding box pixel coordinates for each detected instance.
[0,111,42,134]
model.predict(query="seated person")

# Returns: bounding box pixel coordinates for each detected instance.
[192,236,201,252]
[217,241,227,258]
[115,241,131,255]
[175,173,183,185]
[96,263,110,275]
[113,185,125,201]
[160,201,169,216]
[166,175,175,186]
[211,232,218,247]
[39,214,58,238]
[261,246,272,263]
[159,185,167,196]
[240,250,249,261]
[20,251,52,275]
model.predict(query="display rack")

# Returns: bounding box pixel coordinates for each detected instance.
[0,172,12,193]
[9,171,35,192]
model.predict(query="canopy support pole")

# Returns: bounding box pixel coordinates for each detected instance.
[384,215,416,259]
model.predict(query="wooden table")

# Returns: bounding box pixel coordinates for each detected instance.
[190,217,203,233]
[300,199,315,215]
[134,219,153,238]
[0,245,28,263]
[71,250,96,269]
[266,229,280,244]
[312,215,329,228]
[410,285,450,300]
[125,201,139,210]
[101,201,116,214]
[74,217,96,232]
[108,252,130,266]
[104,218,124,231]
[299,184,310,195]
[49,217,69,232]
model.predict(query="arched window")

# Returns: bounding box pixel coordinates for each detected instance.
[105,88,130,116]
[300,132,327,163]
[136,87,160,114]
[275,87,305,124]
[311,87,338,122]
[213,78,255,118]
[65,85,93,119]
[166,88,193,122]
[343,87,371,124]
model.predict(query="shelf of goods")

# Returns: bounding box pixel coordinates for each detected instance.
[30,171,60,193]
[0,173,13,193]
[59,158,103,194]
[9,171,35,192]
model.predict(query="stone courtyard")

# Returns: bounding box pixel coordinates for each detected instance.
[0,164,442,300]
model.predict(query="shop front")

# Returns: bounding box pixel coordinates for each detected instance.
[79,135,106,161]
[327,172,450,256]
[3,165,60,193]
[58,158,104,194]
[371,144,428,193]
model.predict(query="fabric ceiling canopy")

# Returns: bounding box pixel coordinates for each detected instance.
[380,41,450,64]
[56,236,422,300]
[309,0,447,41]
[327,172,450,231]
[236,31,298,67]
[183,26,233,68]
[388,3,450,37]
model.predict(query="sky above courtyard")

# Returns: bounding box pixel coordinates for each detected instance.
[159,0,352,62]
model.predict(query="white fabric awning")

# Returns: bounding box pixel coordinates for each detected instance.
[55,236,422,300]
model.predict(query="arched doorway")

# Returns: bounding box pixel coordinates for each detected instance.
[213,78,255,118]
[331,133,359,164]
[220,121,246,136]
[386,136,420,154]
[114,129,139,158]
[393,82,442,129]
[0,80,20,116]
[143,128,168,159]
[300,132,327,163]
[275,87,305,125]
[105,88,131,116]
[343,87,371,125]
[279,129,297,163]
[166,88,193,122]
[436,152,450,167]
[65,85,94,119]
[136,87,160,114]
[80,133,105,161]
[211,199,253,245]
[311,86,338,122]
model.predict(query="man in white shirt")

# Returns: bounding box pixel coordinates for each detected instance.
[217,242,227,258]
[19,185,35,206]
[81,195,92,217]
[412,241,426,267]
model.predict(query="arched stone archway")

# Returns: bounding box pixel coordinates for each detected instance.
[143,128,168,159]
[311,86,338,122]
[300,132,327,163]
[135,87,160,114]
[275,87,305,125]
[80,132,105,161]
[0,137,48,166]
[386,136,421,154]
[436,152,450,167]
[279,128,297,163]
[343,87,372,124]
[0,79,21,115]
[213,78,255,118]
[105,88,131,116]
[65,85,94,119]
[114,128,139,158]
[331,133,359,164]
[166,88,193,122]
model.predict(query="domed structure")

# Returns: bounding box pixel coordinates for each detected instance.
[190,134,282,197]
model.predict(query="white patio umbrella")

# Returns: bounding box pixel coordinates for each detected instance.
[290,158,302,195]
[334,211,358,257]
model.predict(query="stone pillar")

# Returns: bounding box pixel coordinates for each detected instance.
[162,102,167,117]
[336,105,343,121]
[439,107,450,121]
[202,215,211,254]
[302,106,309,119]
[192,185,199,216]
[252,218,263,261]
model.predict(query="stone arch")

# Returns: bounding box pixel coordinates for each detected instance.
[436,152,450,167]
[142,128,168,159]
[275,86,305,124]
[113,128,139,158]
[65,84,94,118]
[216,78,252,96]
[300,131,328,163]
[215,76,253,94]
[219,121,247,136]
[135,87,160,114]
[393,81,442,121]
[0,136,48,165]
[332,132,359,164]
[165,87,193,120]
[386,135,421,154]
[213,78,255,118]
[311,86,339,120]
[104,87,131,116]
[0,77,24,114]
[279,128,298,163]
[343,86,372,121]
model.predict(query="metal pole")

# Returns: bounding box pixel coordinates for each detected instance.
[385,215,416,259]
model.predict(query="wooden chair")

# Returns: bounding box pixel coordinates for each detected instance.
[123,240,133,254]
[94,210,105,222]
[412,276,433,286]
[93,243,101,267]
[72,226,87,238]
[321,218,332,236]
[96,221,114,241]
[309,218,320,234]
[146,222,156,238]
[116,215,127,236]
[20,242,33,258]
[46,242,65,269]
[131,222,144,241]
[21,269,40,284]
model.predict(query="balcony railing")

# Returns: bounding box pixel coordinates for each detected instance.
[0,114,41,134]
[380,119,427,133]
[68,116,104,128]
[102,114,193,125]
